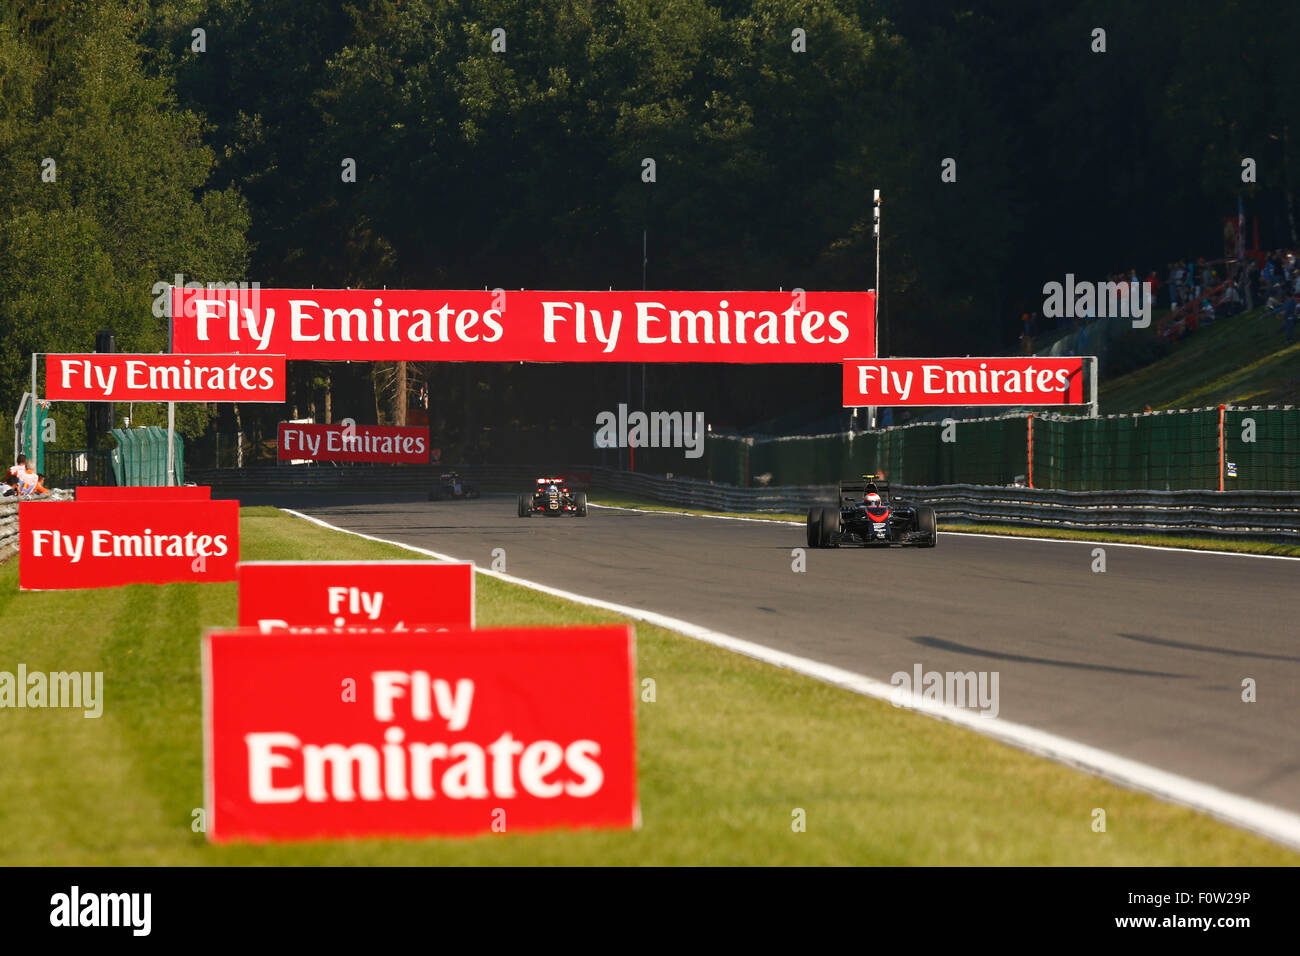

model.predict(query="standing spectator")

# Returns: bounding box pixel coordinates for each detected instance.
[8,453,26,477]
[1221,280,1241,316]
[1283,295,1298,345]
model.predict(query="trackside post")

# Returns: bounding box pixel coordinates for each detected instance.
[1088,356,1099,418]
[1218,404,1225,492]
[1027,413,1034,489]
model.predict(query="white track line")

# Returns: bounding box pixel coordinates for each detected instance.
[589,502,1300,560]
[281,506,1300,851]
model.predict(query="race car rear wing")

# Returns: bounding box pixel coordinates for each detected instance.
[839,476,892,501]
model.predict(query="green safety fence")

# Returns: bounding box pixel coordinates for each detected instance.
[1222,407,1300,490]
[682,406,1298,491]
[1031,410,1221,491]
[109,426,184,486]
[17,399,49,474]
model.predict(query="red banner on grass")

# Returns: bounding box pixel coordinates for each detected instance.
[46,354,285,402]
[76,486,211,501]
[202,625,638,842]
[18,500,239,590]
[277,423,430,463]
[237,561,475,634]
[842,357,1087,406]
[171,288,874,363]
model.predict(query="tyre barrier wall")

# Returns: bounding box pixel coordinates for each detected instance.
[184,465,1300,542]
[0,503,16,561]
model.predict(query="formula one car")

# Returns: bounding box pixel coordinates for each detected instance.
[518,477,588,517]
[806,475,936,548]
[428,472,480,501]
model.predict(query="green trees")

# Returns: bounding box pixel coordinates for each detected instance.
[0,2,249,442]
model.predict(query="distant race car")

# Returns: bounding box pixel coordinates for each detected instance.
[806,474,936,548]
[428,472,480,501]
[518,477,587,517]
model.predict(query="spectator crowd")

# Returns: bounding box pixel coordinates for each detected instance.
[1017,249,1300,354]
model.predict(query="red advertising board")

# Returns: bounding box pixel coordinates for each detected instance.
[237,561,475,633]
[18,500,239,590]
[278,423,430,463]
[202,625,638,841]
[842,357,1087,406]
[76,486,211,501]
[46,354,285,402]
[171,287,875,363]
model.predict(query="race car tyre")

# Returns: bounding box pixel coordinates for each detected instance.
[575,492,588,517]
[916,506,937,547]
[517,494,530,517]
[819,506,841,548]
[806,508,823,548]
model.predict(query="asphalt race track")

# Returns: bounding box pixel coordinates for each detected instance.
[262,492,1300,815]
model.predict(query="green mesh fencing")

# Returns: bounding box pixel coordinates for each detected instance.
[651,406,1299,491]
[1032,410,1222,490]
[109,426,184,486]
[1222,408,1300,490]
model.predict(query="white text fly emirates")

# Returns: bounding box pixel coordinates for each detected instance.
[28,530,229,563]
[244,673,605,803]
[194,298,854,350]
[328,431,425,455]
[71,359,277,393]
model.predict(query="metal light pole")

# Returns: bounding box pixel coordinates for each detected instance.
[870,188,881,428]
[642,228,647,409]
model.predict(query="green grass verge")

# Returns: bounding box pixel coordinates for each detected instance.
[591,495,1300,558]
[591,493,804,523]
[1,505,1295,864]
[941,521,1300,557]
[1101,305,1300,412]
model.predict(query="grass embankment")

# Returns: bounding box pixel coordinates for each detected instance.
[1101,305,1300,411]
[590,495,1300,558]
[0,506,1294,864]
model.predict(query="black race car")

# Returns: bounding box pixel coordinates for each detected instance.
[806,475,936,548]
[428,472,480,501]
[518,477,587,517]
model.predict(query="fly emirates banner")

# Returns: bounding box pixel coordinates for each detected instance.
[19,500,239,590]
[170,288,875,363]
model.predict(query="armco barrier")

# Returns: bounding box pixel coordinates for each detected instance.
[184,465,1300,541]
[895,484,1300,542]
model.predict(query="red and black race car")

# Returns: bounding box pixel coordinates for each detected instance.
[806,475,936,548]
[518,477,588,517]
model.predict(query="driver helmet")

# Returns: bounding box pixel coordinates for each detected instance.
[864,491,882,506]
